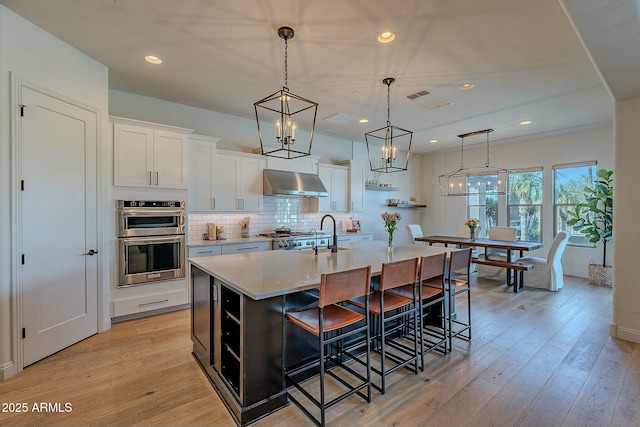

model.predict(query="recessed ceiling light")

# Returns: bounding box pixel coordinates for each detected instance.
[377,32,395,43]
[520,120,532,125]
[359,119,369,124]
[430,140,438,144]
[459,83,474,90]
[352,90,360,95]
[145,55,162,65]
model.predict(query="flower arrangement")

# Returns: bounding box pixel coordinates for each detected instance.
[464,218,480,229]
[381,211,402,248]
[465,218,479,240]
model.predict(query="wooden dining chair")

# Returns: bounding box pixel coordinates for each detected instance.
[285,266,373,427]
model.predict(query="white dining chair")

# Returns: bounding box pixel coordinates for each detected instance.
[516,231,569,291]
[406,224,425,245]
[485,226,517,261]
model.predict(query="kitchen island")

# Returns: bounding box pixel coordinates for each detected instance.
[189,241,454,425]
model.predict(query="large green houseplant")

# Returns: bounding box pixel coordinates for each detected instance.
[566,168,613,286]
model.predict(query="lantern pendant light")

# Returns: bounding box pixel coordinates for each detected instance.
[254,26,318,159]
[365,77,413,173]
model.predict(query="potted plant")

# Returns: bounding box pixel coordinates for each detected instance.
[566,168,613,286]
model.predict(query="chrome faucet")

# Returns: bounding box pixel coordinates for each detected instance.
[320,214,338,253]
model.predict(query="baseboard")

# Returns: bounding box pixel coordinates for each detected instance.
[111,303,189,323]
[0,361,16,381]
[610,322,640,344]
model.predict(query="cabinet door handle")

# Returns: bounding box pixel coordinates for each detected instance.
[148,171,152,185]
[211,197,216,210]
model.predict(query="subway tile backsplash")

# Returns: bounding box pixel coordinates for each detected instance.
[187,196,352,244]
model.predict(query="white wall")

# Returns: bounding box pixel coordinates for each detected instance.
[420,126,614,278]
[0,6,110,379]
[612,96,640,343]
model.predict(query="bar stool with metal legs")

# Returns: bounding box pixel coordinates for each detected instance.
[349,258,420,394]
[390,253,448,370]
[446,248,473,350]
[285,266,372,427]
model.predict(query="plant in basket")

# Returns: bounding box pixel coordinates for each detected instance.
[566,169,613,286]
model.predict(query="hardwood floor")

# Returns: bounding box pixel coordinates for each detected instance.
[1,275,637,427]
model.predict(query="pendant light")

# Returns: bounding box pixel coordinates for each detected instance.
[438,128,512,196]
[254,26,318,159]
[365,77,413,173]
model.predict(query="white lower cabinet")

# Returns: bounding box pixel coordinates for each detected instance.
[188,245,223,258]
[112,280,189,318]
[337,233,374,244]
[221,241,270,255]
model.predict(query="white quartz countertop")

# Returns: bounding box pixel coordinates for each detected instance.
[189,241,455,300]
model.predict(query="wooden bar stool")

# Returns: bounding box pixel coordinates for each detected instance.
[285,266,372,427]
[446,248,473,350]
[390,253,448,370]
[349,258,420,394]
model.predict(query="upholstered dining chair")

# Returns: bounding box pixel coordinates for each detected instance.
[485,226,517,260]
[406,224,425,245]
[516,231,569,291]
[476,226,517,280]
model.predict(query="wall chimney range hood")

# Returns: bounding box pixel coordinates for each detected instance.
[263,169,328,197]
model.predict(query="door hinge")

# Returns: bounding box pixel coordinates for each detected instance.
[22,328,25,339]
[21,254,25,265]
[21,180,24,191]
[20,105,25,117]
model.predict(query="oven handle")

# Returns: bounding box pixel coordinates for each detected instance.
[119,209,184,217]
[120,235,185,245]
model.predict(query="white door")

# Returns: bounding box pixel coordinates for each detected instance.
[20,86,98,366]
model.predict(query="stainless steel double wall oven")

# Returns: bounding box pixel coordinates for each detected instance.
[117,200,185,287]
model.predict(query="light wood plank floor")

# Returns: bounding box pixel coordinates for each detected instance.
[1,275,637,427]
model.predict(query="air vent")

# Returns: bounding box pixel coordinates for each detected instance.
[425,100,453,110]
[322,112,355,124]
[406,89,430,100]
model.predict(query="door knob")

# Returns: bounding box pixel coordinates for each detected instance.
[84,249,98,256]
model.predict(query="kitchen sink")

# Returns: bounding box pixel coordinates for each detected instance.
[310,247,350,254]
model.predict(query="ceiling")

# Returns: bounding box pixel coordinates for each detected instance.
[0,0,619,154]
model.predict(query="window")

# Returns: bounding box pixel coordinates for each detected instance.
[466,175,498,238]
[507,168,543,242]
[553,161,596,246]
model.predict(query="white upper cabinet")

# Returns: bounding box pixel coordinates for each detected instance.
[338,160,366,212]
[112,117,191,189]
[265,156,319,174]
[188,134,221,212]
[216,151,265,212]
[318,164,348,212]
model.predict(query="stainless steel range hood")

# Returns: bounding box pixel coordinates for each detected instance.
[263,169,328,197]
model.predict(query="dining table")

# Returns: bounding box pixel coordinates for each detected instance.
[415,235,543,293]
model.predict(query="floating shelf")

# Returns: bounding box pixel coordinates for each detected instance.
[366,184,399,191]
[387,203,427,208]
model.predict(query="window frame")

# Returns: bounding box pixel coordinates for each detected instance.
[553,161,597,247]
[506,167,543,243]
[466,172,500,239]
